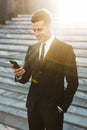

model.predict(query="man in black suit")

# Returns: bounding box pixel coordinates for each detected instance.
[12,9,78,130]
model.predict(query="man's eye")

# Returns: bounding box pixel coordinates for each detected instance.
[33,29,43,32]
[39,29,42,31]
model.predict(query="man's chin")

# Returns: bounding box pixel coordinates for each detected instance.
[37,39,43,42]
[37,38,46,42]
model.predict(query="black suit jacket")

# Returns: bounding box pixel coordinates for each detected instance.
[18,38,78,112]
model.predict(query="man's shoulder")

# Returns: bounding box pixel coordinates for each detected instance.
[55,38,71,46]
[28,42,40,49]
[55,38,72,50]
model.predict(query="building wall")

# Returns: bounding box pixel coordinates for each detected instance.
[0,0,15,23]
[0,0,55,24]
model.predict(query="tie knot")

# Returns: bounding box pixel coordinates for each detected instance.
[42,42,45,46]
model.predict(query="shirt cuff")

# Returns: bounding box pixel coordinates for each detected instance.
[16,76,22,80]
[57,106,63,112]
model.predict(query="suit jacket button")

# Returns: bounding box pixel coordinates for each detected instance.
[39,71,42,74]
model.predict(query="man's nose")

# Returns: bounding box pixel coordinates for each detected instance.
[35,30,39,36]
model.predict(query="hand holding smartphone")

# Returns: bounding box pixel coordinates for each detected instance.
[9,60,20,69]
[9,60,25,78]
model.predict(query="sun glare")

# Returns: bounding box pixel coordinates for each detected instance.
[53,0,87,27]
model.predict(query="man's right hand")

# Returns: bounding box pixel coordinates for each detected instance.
[11,64,25,78]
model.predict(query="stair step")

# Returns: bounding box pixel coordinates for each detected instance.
[0,76,18,85]
[3,24,32,29]
[63,123,87,130]
[75,91,87,100]
[0,28,34,34]
[17,14,31,17]
[0,33,36,40]
[78,84,87,92]
[6,21,31,25]
[68,42,87,49]
[0,103,27,118]
[74,49,87,58]
[68,105,87,117]
[0,53,25,60]
[0,76,29,87]
[0,51,25,58]
[0,110,28,130]
[0,82,28,95]
[0,47,27,53]
[54,28,87,35]
[0,95,25,110]
[57,35,87,42]
[12,17,31,21]
[76,57,87,67]
[0,38,36,45]
[0,60,23,68]
[78,73,87,79]
[72,96,87,108]
[64,112,87,128]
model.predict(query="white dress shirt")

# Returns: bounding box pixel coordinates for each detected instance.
[39,33,55,59]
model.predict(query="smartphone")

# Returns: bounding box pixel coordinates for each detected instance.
[9,60,20,69]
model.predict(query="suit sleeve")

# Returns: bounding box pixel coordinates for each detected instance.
[61,45,78,112]
[15,46,32,84]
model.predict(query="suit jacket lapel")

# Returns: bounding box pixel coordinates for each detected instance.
[36,43,40,60]
[33,42,40,62]
[44,38,57,63]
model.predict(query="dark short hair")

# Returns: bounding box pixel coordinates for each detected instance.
[31,8,52,24]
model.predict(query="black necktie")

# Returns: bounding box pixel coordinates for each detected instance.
[40,43,45,67]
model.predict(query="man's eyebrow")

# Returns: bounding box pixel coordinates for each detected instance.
[33,28,43,31]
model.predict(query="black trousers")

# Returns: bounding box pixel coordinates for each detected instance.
[27,102,64,130]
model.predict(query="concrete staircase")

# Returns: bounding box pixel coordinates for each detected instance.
[0,14,87,130]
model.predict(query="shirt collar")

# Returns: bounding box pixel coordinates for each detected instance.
[45,33,55,46]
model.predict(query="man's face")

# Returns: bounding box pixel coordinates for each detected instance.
[32,20,51,42]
